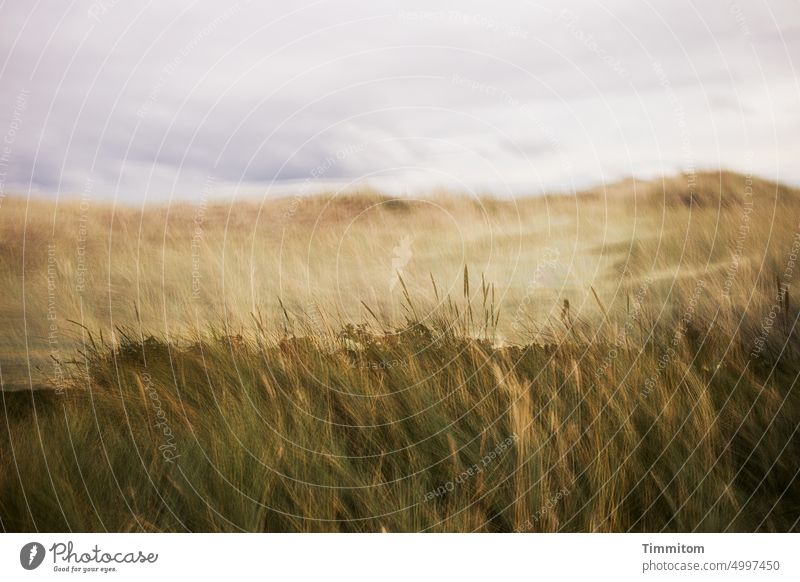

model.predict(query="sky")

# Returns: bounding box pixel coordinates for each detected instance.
[0,0,799,202]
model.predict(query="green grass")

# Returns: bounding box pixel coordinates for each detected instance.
[1,171,799,531]
[1,269,798,532]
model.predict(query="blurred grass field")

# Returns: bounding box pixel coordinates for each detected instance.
[1,170,799,531]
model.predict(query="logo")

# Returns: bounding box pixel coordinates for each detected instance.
[20,542,46,570]
[389,235,414,291]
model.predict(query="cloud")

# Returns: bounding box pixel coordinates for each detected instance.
[0,0,798,201]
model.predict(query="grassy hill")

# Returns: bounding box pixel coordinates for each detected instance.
[1,170,798,531]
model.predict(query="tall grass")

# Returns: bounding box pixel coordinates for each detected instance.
[1,171,799,531]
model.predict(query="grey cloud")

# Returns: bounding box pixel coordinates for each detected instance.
[0,0,798,200]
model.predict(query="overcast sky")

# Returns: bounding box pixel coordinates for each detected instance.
[1,0,799,201]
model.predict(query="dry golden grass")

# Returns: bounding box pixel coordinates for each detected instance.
[1,170,798,531]
[0,176,641,382]
[1,170,796,388]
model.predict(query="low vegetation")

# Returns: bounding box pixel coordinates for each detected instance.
[1,171,798,531]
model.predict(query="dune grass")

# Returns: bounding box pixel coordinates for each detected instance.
[1,171,799,531]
